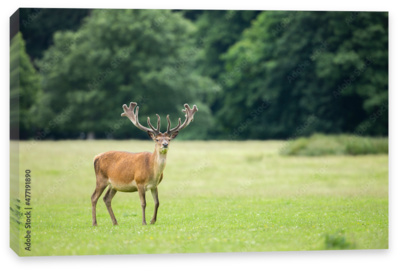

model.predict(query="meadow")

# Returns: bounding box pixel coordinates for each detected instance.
[12,140,388,256]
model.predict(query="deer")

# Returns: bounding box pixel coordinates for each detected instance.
[91,102,198,226]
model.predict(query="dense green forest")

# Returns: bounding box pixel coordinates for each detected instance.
[12,9,388,140]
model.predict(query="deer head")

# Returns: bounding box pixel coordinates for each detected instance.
[121,102,198,154]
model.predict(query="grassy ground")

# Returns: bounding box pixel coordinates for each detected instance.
[12,140,388,256]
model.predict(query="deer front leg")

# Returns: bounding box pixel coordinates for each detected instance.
[150,188,159,224]
[137,185,147,225]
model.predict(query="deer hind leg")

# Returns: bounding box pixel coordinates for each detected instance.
[91,176,108,226]
[103,187,118,225]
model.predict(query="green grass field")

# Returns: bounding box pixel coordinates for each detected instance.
[12,140,388,256]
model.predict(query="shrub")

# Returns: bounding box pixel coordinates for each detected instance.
[281,134,388,156]
[324,229,356,250]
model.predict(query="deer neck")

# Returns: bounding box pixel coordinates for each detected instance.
[152,147,167,175]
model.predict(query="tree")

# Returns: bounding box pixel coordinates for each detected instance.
[217,11,388,139]
[10,32,42,139]
[189,10,260,81]
[20,8,90,61]
[183,10,261,137]
[36,9,216,139]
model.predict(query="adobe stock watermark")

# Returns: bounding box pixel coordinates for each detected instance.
[87,47,132,91]
[150,14,167,29]
[166,37,205,81]
[22,8,42,28]
[44,156,86,198]
[287,40,328,83]
[229,100,271,140]
[224,11,237,21]
[293,161,328,200]
[39,34,82,75]
[25,106,73,152]
[332,56,374,98]
[170,161,212,199]
[216,57,253,93]
[344,177,375,210]
[345,12,360,26]
[347,102,388,144]
[222,175,257,201]
[104,95,148,139]
[87,15,169,91]
[272,11,298,37]
[279,114,318,154]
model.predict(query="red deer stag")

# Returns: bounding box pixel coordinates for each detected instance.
[91,102,198,226]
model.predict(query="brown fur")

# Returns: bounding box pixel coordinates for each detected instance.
[92,103,198,226]
[94,151,154,185]
[91,134,171,226]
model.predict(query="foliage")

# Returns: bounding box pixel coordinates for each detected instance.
[189,10,260,81]
[20,8,90,60]
[218,11,388,139]
[10,32,42,139]
[36,9,216,139]
[280,134,388,156]
[324,229,356,250]
[15,10,388,140]
[185,10,261,137]
[15,140,388,255]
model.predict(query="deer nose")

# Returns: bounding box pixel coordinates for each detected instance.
[163,143,168,148]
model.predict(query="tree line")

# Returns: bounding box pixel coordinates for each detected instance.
[12,9,388,140]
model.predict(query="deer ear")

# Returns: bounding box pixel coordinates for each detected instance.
[170,131,179,139]
[147,131,156,140]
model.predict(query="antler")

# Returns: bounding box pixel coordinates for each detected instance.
[122,102,198,136]
[121,102,160,135]
[167,104,198,135]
